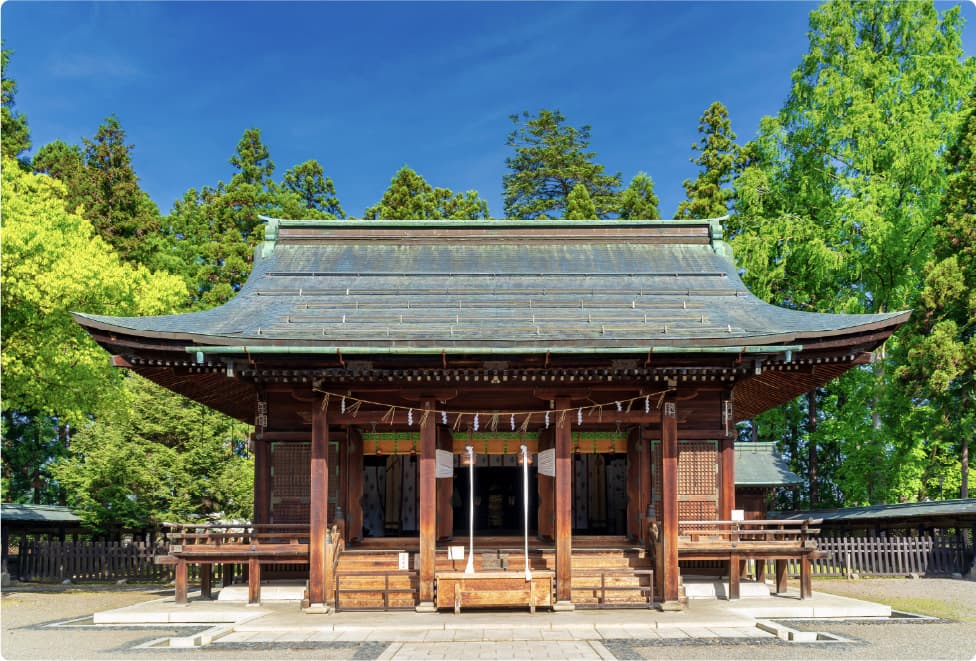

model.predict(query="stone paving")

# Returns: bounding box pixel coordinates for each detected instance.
[90,584,890,657]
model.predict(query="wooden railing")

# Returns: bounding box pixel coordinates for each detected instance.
[676,519,824,599]
[573,569,654,608]
[16,540,168,583]
[158,523,313,605]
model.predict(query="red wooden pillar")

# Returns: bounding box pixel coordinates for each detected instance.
[436,427,454,541]
[660,388,682,609]
[554,397,574,609]
[719,394,735,520]
[345,427,364,543]
[417,400,437,611]
[253,437,271,524]
[306,404,331,611]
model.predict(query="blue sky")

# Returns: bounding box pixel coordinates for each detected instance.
[3,1,975,219]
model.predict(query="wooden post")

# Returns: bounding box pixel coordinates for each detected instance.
[660,388,682,609]
[728,552,740,600]
[200,564,212,599]
[720,436,734,520]
[775,559,788,594]
[417,400,437,612]
[306,404,331,612]
[253,437,271,524]
[346,427,364,543]
[800,555,812,599]
[639,425,652,539]
[248,557,261,605]
[436,427,454,541]
[554,396,574,609]
[174,560,188,605]
[537,430,555,541]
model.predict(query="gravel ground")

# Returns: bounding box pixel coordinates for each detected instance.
[3,578,975,660]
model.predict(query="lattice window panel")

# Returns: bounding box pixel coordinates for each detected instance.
[678,500,716,521]
[678,441,717,496]
[272,500,310,524]
[650,440,718,520]
[272,443,311,498]
[270,442,339,524]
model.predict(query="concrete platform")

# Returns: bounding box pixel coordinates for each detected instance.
[216,580,306,602]
[93,584,892,648]
[684,578,772,599]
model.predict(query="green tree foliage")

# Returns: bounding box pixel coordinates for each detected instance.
[1,413,67,505]
[49,376,253,534]
[896,86,976,499]
[32,118,163,266]
[33,140,87,214]
[0,157,187,425]
[280,159,345,219]
[81,117,163,264]
[1,46,30,162]
[564,182,597,219]
[503,109,620,219]
[364,165,489,220]
[730,1,975,505]
[163,128,285,307]
[676,102,740,219]
[618,172,660,220]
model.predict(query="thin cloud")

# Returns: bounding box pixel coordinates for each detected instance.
[49,53,145,81]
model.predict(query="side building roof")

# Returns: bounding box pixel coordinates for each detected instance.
[734,442,803,487]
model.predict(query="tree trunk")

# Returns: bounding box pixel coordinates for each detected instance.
[807,390,819,507]
[962,434,970,500]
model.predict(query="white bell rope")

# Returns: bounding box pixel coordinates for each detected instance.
[465,445,475,574]
[521,444,532,582]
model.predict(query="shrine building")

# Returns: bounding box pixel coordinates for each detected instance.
[74,218,908,612]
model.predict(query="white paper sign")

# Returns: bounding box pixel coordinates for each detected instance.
[537,448,556,477]
[448,546,465,560]
[731,509,745,521]
[435,449,454,478]
[398,552,410,570]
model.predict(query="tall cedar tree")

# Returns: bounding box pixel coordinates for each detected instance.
[618,172,660,220]
[730,0,975,505]
[281,159,345,219]
[1,46,30,162]
[82,117,162,264]
[503,109,620,219]
[364,166,489,219]
[564,183,597,219]
[33,140,87,214]
[676,102,740,219]
[896,86,976,499]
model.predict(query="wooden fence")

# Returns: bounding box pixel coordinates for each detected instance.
[16,540,173,582]
[753,533,973,579]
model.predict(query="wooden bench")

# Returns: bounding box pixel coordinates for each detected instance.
[156,523,315,605]
[677,519,824,600]
[435,571,554,613]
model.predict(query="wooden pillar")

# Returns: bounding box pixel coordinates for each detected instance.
[660,388,681,609]
[537,430,555,541]
[253,437,271,524]
[720,394,735,520]
[436,427,454,541]
[626,427,639,541]
[554,397,574,609]
[174,560,188,605]
[200,564,212,599]
[306,404,331,611]
[247,557,261,605]
[639,426,652,541]
[417,400,437,611]
[345,427,364,543]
